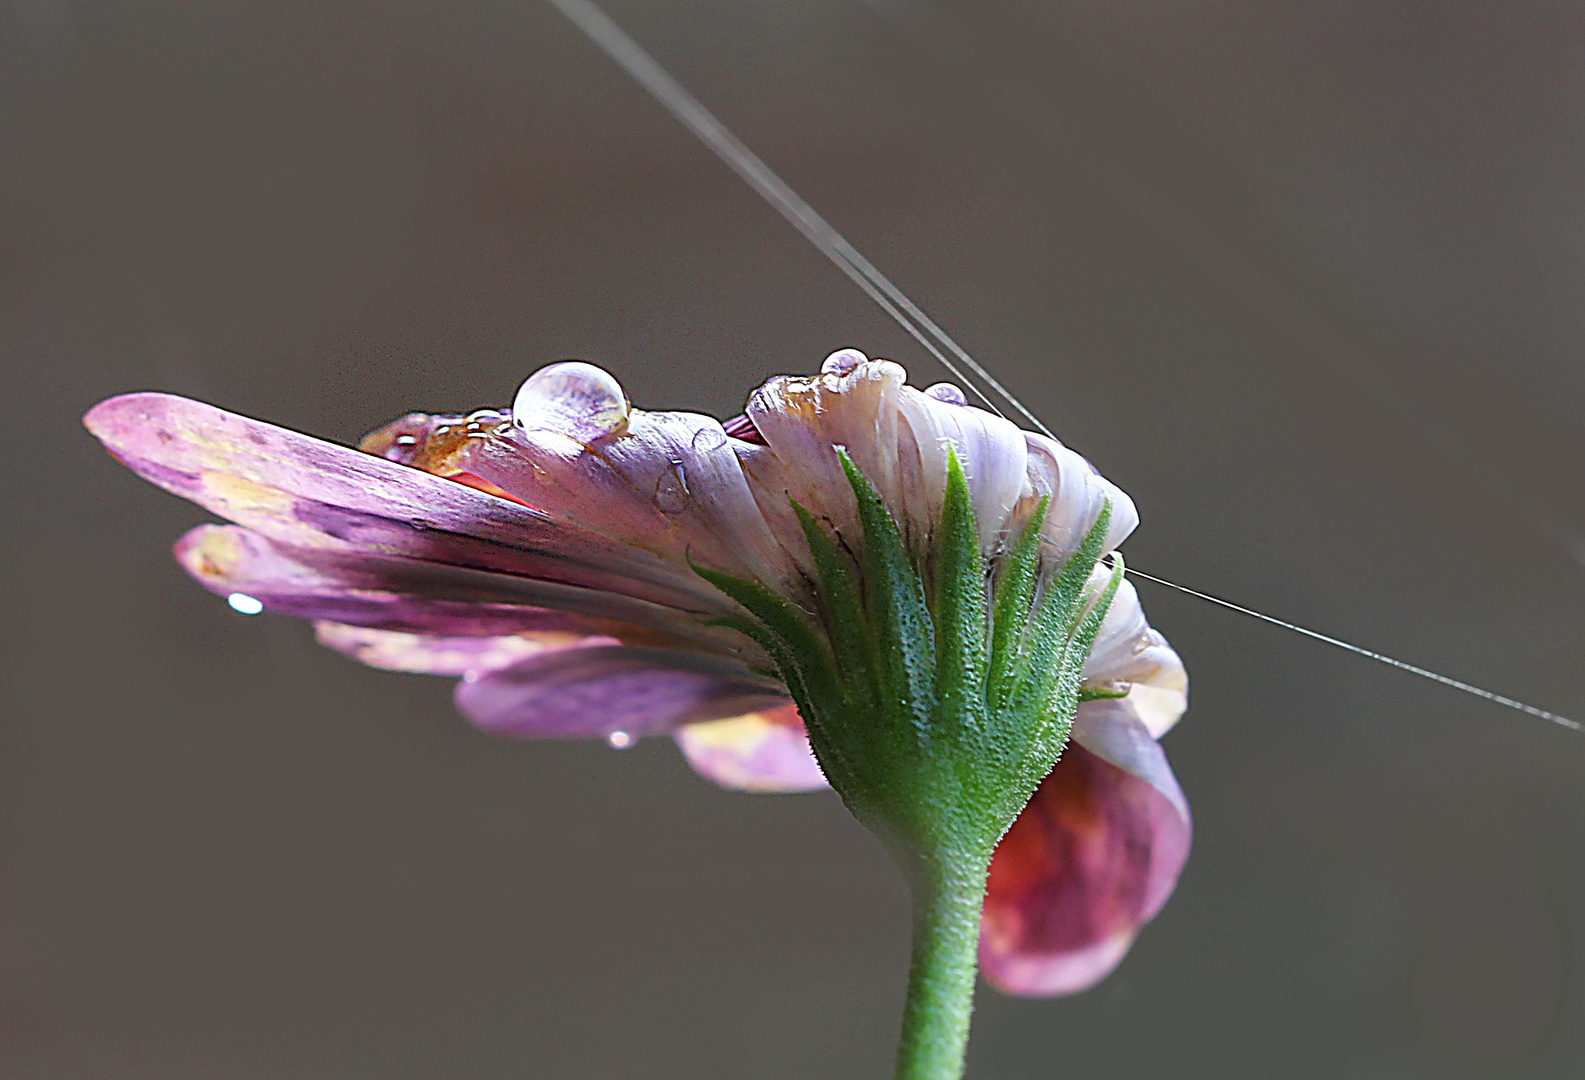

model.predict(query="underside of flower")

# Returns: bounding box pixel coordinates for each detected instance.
[81,351,1190,1030]
[696,450,1123,865]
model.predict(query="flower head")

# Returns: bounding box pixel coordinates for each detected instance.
[83,350,1190,996]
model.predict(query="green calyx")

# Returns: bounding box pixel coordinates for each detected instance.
[694,448,1123,1080]
[693,449,1124,867]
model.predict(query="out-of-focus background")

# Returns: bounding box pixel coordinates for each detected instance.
[3,0,1583,1076]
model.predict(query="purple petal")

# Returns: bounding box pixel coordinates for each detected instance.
[741,361,900,549]
[980,708,1191,997]
[894,376,1030,551]
[313,623,614,677]
[454,645,789,741]
[173,525,754,661]
[443,395,802,595]
[1022,431,1138,558]
[674,704,829,793]
[83,393,726,614]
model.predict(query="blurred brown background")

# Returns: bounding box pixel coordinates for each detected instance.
[3,0,1584,1076]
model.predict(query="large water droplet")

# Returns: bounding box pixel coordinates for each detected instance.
[512,361,629,443]
[606,730,635,749]
[821,348,868,377]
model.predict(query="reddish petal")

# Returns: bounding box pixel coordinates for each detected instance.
[979,740,1191,997]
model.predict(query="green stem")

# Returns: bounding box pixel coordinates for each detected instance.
[895,850,992,1080]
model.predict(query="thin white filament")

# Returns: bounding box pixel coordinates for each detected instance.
[866,0,1585,575]
[544,0,1027,426]
[546,0,1579,732]
[1122,566,1580,731]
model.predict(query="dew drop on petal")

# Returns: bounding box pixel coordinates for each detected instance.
[226,592,264,615]
[924,382,968,406]
[607,730,635,749]
[652,460,690,514]
[821,348,868,377]
[691,424,728,454]
[512,361,629,442]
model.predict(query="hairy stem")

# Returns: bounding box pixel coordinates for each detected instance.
[895,849,992,1080]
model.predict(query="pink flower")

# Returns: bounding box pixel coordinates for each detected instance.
[83,350,1190,996]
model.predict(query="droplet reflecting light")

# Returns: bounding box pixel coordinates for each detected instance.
[652,461,690,514]
[821,348,867,377]
[227,592,264,615]
[512,361,629,442]
[924,382,968,406]
[606,730,634,749]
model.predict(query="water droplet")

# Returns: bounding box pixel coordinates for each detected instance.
[394,434,418,446]
[821,348,868,377]
[226,592,264,615]
[691,424,728,454]
[924,382,968,406]
[512,361,629,442]
[606,730,634,749]
[652,461,690,514]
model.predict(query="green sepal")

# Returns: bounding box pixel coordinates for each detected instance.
[928,451,989,739]
[838,448,937,738]
[1077,684,1132,703]
[690,447,1141,1080]
[987,496,1046,713]
[693,461,1126,869]
[1001,501,1113,719]
[791,499,880,714]
[690,560,861,802]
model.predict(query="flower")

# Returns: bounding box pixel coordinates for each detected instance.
[83,349,1191,997]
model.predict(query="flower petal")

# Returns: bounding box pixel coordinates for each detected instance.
[83,393,727,614]
[312,622,609,677]
[1022,431,1138,560]
[450,402,803,595]
[737,359,1136,580]
[743,359,1037,562]
[1081,577,1189,738]
[740,361,903,552]
[894,380,1029,553]
[1069,696,1191,830]
[454,644,790,740]
[174,524,751,656]
[979,713,1191,997]
[674,704,829,793]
